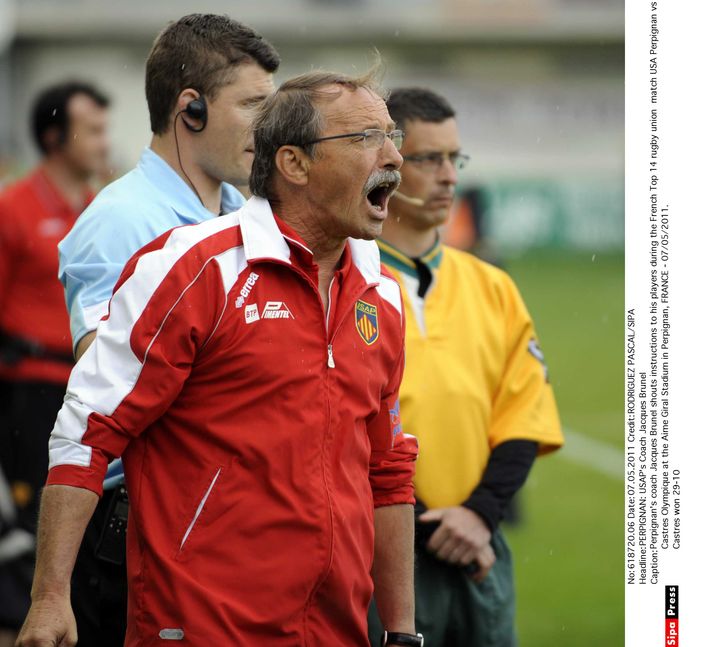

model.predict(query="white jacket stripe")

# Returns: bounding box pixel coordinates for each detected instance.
[377,275,402,318]
[49,215,242,470]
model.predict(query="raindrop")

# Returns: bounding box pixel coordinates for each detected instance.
[51,108,57,116]
[591,254,596,262]
[181,63,186,70]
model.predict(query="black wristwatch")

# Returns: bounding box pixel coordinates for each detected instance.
[381,631,424,646]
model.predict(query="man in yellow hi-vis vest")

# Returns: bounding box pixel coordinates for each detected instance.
[369,87,564,647]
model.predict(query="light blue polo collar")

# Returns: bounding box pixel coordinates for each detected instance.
[137,147,245,219]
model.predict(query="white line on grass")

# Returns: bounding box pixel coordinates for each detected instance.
[558,428,624,481]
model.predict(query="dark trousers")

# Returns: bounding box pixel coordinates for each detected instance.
[368,530,518,647]
[0,379,66,533]
[71,486,128,647]
[0,379,65,629]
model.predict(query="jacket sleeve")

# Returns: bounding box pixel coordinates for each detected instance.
[461,439,538,533]
[47,231,227,496]
[366,299,418,508]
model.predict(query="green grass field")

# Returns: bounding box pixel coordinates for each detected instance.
[503,250,624,646]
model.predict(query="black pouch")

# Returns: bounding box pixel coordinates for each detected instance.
[94,485,129,565]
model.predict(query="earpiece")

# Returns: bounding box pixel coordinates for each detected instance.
[173,93,207,208]
[181,95,208,133]
[393,191,425,207]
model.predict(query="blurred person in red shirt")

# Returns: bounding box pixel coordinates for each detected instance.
[0,80,110,644]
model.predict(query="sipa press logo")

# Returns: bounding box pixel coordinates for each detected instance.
[665,585,679,646]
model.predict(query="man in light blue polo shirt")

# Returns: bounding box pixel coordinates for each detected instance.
[60,148,246,353]
[54,14,280,647]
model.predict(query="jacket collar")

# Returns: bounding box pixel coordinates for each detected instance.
[239,196,381,286]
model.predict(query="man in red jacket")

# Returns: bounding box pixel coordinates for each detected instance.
[0,81,109,642]
[18,68,422,647]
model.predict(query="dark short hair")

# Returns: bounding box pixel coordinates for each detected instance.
[31,81,109,154]
[145,13,280,134]
[386,87,455,131]
[250,67,386,201]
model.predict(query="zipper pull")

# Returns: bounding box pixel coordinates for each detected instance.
[327,344,335,368]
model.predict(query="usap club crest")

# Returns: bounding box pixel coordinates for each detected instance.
[355,300,379,345]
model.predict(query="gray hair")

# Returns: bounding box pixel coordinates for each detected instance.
[250,65,386,201]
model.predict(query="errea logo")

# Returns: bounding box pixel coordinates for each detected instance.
[262,301,294,319]
[235,272,260,309]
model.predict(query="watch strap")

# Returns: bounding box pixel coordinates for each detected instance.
[382,631,424,646]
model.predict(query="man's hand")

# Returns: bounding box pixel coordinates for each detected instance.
[418,506,496,582]
[15,486,98,647]
[15,592,77,647]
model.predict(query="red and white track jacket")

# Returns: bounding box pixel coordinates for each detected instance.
[46,196,417,647]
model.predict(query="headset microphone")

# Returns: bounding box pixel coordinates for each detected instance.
[393,191,425,207]
[181,95,208,133]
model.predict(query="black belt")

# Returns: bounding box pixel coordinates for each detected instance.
[0,330,75,366]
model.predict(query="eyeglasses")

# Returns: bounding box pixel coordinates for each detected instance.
[402,151,470,172]
[304,129,404,150]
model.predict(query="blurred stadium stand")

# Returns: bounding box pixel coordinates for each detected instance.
[0,0,623,253]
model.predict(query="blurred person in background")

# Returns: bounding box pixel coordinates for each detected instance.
[17,67,420,647]
[51,13,279,647]
[368,87,564,647]
[0,157,15,191]
[0,80,109,647]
